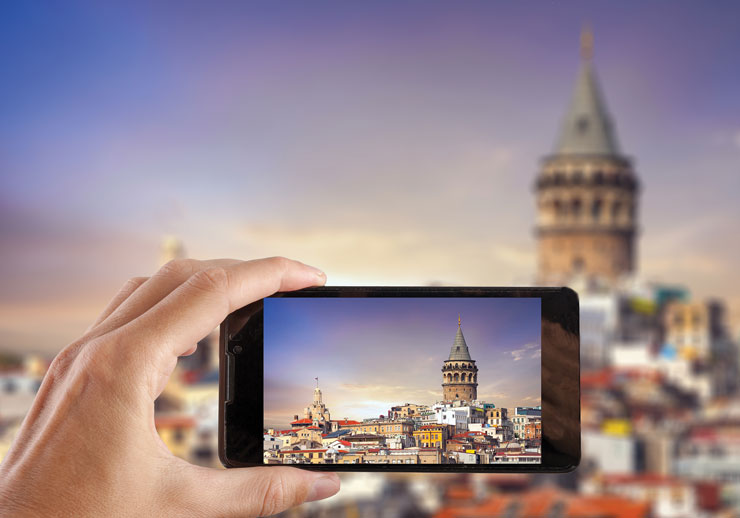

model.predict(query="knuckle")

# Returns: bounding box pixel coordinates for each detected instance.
[158,258,198,279]
[267,256,291,272]
[259,473,291,517]
[74,338,121,390]
[46,344,81,381]
[123,276,148,291]
[187,266,230,294]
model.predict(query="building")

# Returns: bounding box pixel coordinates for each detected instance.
[339,418,414,437]
[593,474,713,518]
[335,448,441,465]
[155,414,196,461]
[535,27,640,285]
[276,448,327,464]
[388,403,428,420]
[413,424,450,449]
[303,380,331,427]
[485,406,508,427]
[524,420,542,440]
[510,407,541,438]
[434,487,651,518]
[433,403,485,433]
[441,315,478,403]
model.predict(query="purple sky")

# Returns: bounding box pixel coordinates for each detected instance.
[263,297,541,429]
[1,2,739,355]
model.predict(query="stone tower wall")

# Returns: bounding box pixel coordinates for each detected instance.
[441,360,478,402]
[535,155,638,283]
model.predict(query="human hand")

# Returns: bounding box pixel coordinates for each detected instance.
[0,257,340,517]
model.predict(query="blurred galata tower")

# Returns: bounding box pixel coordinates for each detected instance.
[535,27,640,285]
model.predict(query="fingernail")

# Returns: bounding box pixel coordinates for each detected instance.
[306,264,326,281]
[306,474,340,502]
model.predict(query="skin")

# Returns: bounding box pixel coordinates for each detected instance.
[0,257,340,517]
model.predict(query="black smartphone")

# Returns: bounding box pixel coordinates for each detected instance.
[219,286,580,472]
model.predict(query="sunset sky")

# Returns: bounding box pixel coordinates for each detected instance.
[1,2,739,355]
[263,297,541,429]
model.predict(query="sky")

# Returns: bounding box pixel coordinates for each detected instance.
[263,297,541,429]
[1,2,740,355]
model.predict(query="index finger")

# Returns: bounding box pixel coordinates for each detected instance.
[117,256,325,360]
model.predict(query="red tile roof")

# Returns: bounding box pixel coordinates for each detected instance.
[434,487,649,518]
[290,418,313,425]
[333,419,362,426]
[602,473,686,487]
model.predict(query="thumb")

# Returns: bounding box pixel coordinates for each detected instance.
[183,466,340,517]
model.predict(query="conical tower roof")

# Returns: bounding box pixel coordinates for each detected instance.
[554,28,621,157]
[448,318,472,361]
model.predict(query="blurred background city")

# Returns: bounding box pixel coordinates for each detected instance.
[2,2,740,517]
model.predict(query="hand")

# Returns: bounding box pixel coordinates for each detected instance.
[0,257,340,517]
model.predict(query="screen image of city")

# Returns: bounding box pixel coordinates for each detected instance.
[263,297,542,465]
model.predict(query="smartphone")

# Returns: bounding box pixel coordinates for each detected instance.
[219,287,580,472]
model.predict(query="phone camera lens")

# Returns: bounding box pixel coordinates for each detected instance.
[233,345,243,354]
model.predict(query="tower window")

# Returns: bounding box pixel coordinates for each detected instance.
[571,198,582,218]
[612,202,622,222]
[553,199,563,220]
[576,117,589,133]
[592,199,602,221]
[572,171,583,184]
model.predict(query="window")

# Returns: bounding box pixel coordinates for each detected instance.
[592,199,602,221]
[571,198,582,218]
[612,201,622,221]
[576,116,589,133]
[551,199,562,220]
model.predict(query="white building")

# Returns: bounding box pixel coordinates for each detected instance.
[433,403,484,433]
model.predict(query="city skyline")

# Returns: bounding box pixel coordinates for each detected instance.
[263,297,540,429]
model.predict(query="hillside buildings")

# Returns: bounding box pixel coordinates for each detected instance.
[264,317,541,465]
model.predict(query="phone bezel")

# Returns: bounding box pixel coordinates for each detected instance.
[219,286,580,473]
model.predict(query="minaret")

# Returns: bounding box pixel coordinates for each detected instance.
[535,26,640,285]
[441,315,478,403]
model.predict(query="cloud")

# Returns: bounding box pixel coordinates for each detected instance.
[509,342,540,361]
[236,222,535,287]
[522,395,542,403]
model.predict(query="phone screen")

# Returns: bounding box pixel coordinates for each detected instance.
[262,297,542,465]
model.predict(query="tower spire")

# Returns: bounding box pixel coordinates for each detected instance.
[580,23,593,61]
[554,26,620,156]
